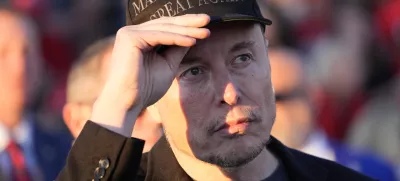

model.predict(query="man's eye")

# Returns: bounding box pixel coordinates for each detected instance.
[181,67,204,79]
[232,54,253,65]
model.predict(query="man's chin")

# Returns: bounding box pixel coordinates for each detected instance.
[208,145,264,168]
[201,137,268,168]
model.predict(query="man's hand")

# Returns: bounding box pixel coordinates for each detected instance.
[90,14,211,137]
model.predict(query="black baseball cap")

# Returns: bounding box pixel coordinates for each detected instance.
[126,0,272,26]
[126,0,272,52]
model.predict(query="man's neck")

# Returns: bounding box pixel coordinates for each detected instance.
[0,113,30,152]
[0,111,23,129]
[171,146,279,181]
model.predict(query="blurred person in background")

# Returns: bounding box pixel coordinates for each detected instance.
[257,0,297,49]
[346,75,400,175]
[269,47,398,181]
[307,36,368,141]
[345,3,400,175]
[63,36,162,152]
[263,0,333,51]
[2,0,125,130]
[305,3,372,141]
[258,1,376,142]
[0,7,71,181]
[374,0,400,73]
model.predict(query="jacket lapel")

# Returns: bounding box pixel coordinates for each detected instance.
[267,137,328,181]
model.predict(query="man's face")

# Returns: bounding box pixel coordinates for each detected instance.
[65,47,114,138]
[269,49,313,149]
[0,12,30,126]
[156,22,276,168]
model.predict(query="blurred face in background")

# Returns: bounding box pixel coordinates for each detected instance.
[269,48,314,149]
[64,44,162,152]
[309,38,366,100]
[63,44,114,138]
[257,2,279,46]
[0,10,42,128]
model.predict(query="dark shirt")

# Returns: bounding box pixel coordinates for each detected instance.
[263,161,289,181]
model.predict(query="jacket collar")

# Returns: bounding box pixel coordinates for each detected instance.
[0,117,33,152]
[266,136,328,181]
[144,136,328,181]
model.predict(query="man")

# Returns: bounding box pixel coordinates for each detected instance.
[0,7,71,181]
[56,0,375,180]
[63,36,162,152]
[346,76,400,180]
[269,47,398,181]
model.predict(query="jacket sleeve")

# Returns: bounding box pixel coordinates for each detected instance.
[56,121,145,181]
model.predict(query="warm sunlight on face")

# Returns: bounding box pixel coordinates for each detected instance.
[156,22,276,168]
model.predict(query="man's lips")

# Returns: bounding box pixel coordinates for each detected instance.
[214,118,253,134]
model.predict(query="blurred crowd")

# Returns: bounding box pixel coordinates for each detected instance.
[0,0,399,180]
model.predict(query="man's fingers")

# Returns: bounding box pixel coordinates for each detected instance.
[161,46,191,72]
[142,14,210,27]
[133,30,197,49]
[134,24,210,39]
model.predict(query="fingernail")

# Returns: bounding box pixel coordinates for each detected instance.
[204,28,211,37]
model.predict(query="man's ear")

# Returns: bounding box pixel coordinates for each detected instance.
[63,104,77,137]
[146,104,162,124]
[63,103,91,138]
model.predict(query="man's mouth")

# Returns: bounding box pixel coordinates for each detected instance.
[214,118,253,135]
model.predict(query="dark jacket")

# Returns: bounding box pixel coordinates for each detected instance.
[32,119,73,181]
[56,121,377,181]
[0,117,72,181]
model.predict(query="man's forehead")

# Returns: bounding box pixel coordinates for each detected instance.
[185,22,262,56]
[0,14,32,48]
[270,49,304,92]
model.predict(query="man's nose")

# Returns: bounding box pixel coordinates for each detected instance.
[223,82,241,105]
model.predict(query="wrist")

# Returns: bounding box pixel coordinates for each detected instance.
[90,97,143,137]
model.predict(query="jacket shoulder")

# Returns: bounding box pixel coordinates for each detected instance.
[288,148,377,181]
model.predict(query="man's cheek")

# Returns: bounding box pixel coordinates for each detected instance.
[180,84,210,106]
[250,61,270,79]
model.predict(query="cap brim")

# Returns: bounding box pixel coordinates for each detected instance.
[155,14,271,53]
[209,14,272,26]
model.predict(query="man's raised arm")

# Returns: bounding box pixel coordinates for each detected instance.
[55,14,211,181]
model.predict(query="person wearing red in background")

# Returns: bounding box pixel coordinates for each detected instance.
[0,7,71,181]
[374,0,400,73]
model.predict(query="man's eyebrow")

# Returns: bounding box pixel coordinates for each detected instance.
[180,56,202,66]
[229,41,255,53]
